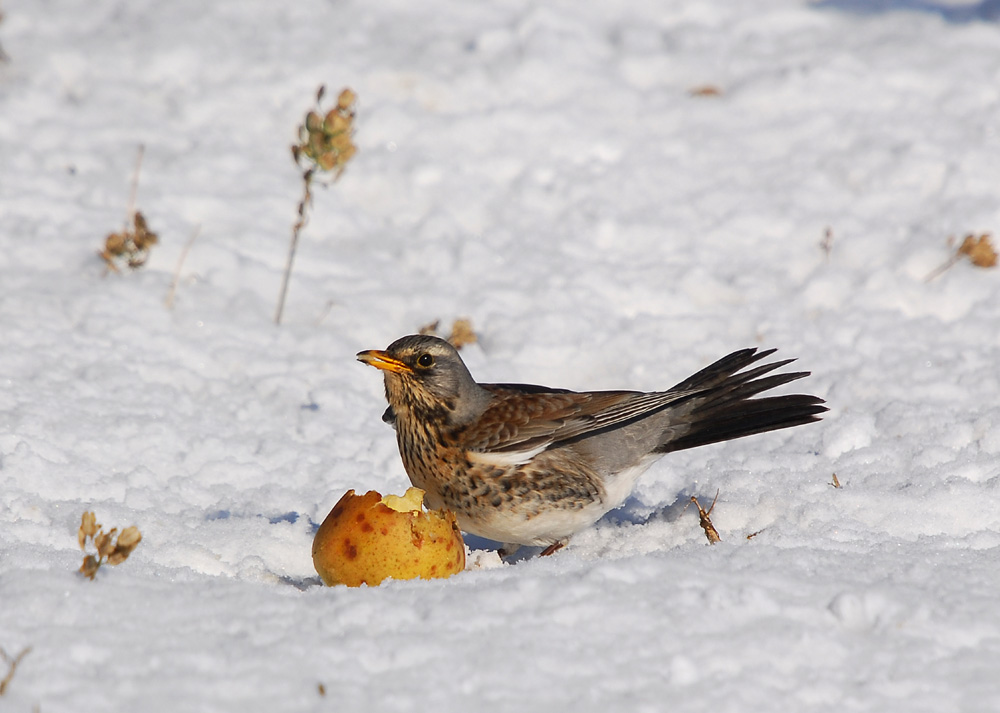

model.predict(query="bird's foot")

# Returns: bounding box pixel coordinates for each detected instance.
[539,541,566,557]
[497,541,566,558]
[497,543,520,559]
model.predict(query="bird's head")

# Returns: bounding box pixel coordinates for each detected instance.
[357,335,490,426]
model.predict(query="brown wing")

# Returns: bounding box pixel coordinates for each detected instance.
[459,348,824,460]
[459,386,597,454]
[459,384,703,457]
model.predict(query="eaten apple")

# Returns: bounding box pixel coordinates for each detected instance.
[312,487,466,587]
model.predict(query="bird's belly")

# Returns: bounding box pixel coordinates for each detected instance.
[456,501,610,547]
[396,432,655,547]
[598,454,662,512]
[465,458,662,546]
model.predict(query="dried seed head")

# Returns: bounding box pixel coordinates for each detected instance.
[105,232,127,255]
[336,143,356,166]
[80,554,101,580]
[94,528,118,558]
[323,109,351,135]
[305,110,323,134]
[132,229,158,251]
[418,319,441,336]
[290,87,358,181]
[78,511,100,549]
[959,233,997,268]
[337,88,357,111]
[317,152,338,172]
[116,526,142,549]
[109,526,143,564]
[447,319,478,349]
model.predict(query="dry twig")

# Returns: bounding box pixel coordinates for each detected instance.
[275,86,358,325]
[0,646,31,696]
[165,224,201,309]
[689,85,722,97]
[820,227,834,260]
[925,233,997,282]
[688,491,722,544]
[0,4,8,64]
[99,146,159,272]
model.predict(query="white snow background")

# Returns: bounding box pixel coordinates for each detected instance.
[2,0,1000,710]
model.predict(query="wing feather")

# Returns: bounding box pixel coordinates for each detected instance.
[457,348,817,457]
[461,385,703,456]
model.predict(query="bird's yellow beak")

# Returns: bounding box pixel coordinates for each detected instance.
[357,350,412,374]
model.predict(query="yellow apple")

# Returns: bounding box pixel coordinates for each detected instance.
[312,487,466,587]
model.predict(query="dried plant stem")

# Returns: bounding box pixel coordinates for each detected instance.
[165,224,202,310]
[820,227,834,260]
[0,5,8,65]
[314,298,336,326]
[924,253,960,283]
[690,491,722,544]
[0,646,31,696]
[275,169,314,325]
[125,144,145,229]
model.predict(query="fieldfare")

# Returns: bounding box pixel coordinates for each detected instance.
[358,335,825,555]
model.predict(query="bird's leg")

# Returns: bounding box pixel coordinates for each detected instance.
[497,543,521,559]
[498,541,566,558]
[539,541,566,557]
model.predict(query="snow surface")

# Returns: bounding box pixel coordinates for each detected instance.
[2,0,1000,710]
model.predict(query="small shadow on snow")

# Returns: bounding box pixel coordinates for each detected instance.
[463,492,700,562]
[268,511,300,525]
[204,510,307,526]
[813,0,1000,22]
[597,492,698,529]
[280,574,324,590]
[462,534,546,562]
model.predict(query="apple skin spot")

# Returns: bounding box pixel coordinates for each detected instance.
[312,488,466,587]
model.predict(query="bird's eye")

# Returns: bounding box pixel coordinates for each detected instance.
[417,353,434,368]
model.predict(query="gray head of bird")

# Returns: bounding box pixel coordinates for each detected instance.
[357,334,491,425]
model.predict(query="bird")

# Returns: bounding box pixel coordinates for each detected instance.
[357,335,826,555]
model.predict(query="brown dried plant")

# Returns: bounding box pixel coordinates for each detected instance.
[164,224,201,310]
[418,318,479,350]
[958,233,998,268]
[0,645,31,697]
[99,145,159,272]
[688,85,722,97]
[925,232,997,282]
[820,227,834,260]
[101,211,159,272]
[275,86,358,324]
[78,511,142,580]
[687,491,722,544]
[0,4,8,64]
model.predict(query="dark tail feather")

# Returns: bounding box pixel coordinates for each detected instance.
[657,348,827,453]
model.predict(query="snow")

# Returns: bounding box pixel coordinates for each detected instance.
[2,0,1000,710]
